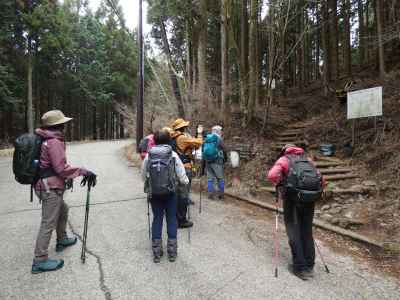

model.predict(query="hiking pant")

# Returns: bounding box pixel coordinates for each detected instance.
[150,193,178,240]
[34,190,68,261]
[283,193,315,272]
[176,168,192,224]
[206,162,224,193]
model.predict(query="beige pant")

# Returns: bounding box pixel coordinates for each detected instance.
[34,190,68,261]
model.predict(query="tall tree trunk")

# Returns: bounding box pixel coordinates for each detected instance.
[198,0,208,113]
[186,11,194,103]
[248,0,258,122]
[328,0,338,82]
[316,5,321,80]
[221,0,229,123]
[160,17,185,118]
[321,1,330,95]
[119,114,124,139]
[343,0,352,76]
[375,0,386,77]
[93,104,97,140]
[358,0,365,66]
[365,0,371,63]
[240,0,249,119]
[27,49,34,134]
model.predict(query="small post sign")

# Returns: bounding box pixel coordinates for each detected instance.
[347,87,383,119]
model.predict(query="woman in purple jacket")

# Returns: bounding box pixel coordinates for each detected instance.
[32,110,96,274]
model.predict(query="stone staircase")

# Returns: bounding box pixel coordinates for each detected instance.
[269,121,359,185]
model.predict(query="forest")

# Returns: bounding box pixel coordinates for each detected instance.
[1,0,400,143]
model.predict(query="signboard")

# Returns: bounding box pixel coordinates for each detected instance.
[347,87,382,119]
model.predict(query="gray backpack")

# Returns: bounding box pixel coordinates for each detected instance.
[285,154,322,204]
[146,145,176,196]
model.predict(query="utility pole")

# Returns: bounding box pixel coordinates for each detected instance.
[136,0,144,151]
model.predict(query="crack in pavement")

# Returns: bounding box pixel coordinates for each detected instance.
[207,271,245,300]
[68,220,113,300]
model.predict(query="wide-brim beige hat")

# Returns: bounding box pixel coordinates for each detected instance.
[171,118,190,130]
[41,110,73,127]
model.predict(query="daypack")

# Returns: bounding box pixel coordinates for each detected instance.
[146,145,176,196]
[284,154,322,204]
[170,134,191,165]
[13,133,43,185]
[202,133,220,162]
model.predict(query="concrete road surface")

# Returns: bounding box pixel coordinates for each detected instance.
[0,140,399,300]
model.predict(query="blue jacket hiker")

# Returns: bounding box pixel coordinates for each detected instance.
[203,125,226,200]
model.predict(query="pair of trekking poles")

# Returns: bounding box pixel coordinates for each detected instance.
[273,186,330,277]
[80,176,97,264]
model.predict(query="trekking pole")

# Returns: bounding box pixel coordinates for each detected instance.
[81,185,91,264]
[187,199,191,243]
[147,196,151,240]
[274,186,281,278]
[199,168,202,214]
[315,240,330,273]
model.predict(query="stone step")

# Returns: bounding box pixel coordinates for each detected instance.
[315,161,345,168]
[277,136,299,142]
[288,123,312,129]
[324,173,359,181]
[315,156,345,164]
[280,129,303,135]
[319,168,353,175]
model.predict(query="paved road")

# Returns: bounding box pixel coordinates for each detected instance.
[0,140,399,300]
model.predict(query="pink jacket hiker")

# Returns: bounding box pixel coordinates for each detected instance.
[267,146,326,186]
[34,128,88,191]
[140,134,156,160]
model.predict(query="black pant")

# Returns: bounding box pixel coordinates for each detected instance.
[283,192,315,272]
[177,168,193,224]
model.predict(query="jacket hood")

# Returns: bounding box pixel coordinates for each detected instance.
[284,146,304,155]
[35,128,65,140]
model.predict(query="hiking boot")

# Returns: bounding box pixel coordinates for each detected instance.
[167,239,177,262]
[288,264,309,281]
[152,239,163,263]
[56,236,77,252]
[304,267,314,278]
[31,259,64,274]
[178,220,193,229]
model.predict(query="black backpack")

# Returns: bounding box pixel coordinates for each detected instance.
[284,154,322,204]
[146,145,176,196]
[13,133,43,185]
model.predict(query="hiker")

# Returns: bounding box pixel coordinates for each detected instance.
[138,133,155,160]
[31,110,96,274]
[203,125,226,200]
[267,144,325,280]
[170,118,203,228]
[141,129,189,263]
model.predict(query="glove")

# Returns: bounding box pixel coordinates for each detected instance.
[65,179,74,191]
[81,171,97,189]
